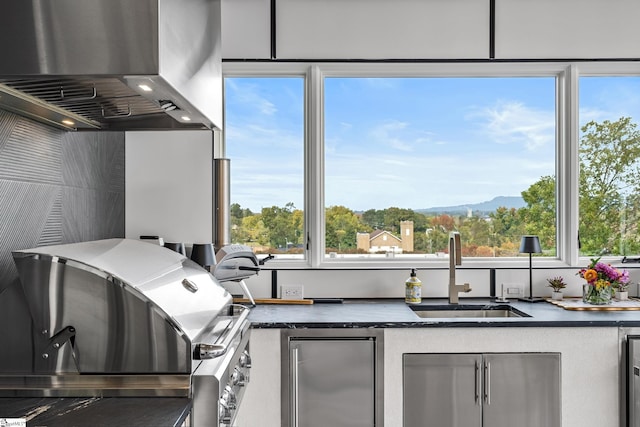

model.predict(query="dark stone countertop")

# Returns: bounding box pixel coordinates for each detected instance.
[247,297,640,328]
[0,397,191,427]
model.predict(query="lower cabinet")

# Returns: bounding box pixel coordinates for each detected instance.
[403,353,560,427]
[281,329,384,427]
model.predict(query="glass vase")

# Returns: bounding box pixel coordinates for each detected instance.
[583,284,612,305]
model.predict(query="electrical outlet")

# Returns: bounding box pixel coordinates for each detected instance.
[281,285,304,300]
[500,283,524,300]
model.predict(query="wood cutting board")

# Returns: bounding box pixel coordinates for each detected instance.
[546,297,640,311]
[233,297,314,305]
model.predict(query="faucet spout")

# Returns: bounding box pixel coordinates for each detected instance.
[448,232,471,304]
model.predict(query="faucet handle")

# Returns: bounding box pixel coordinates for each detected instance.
[463,283,471,293]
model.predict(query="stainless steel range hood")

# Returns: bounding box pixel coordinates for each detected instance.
[0,0,222,131]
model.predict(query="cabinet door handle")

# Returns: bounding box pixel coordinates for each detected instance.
[484,362,491,405]
[475,360,481,405]
[291,347,299,427]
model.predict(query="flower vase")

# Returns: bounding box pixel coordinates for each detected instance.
[617,291,629,301]
[582,284,612,305]
[551,291,563,301]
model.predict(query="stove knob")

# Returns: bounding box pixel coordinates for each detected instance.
[225,385,237,410]
[219,400,232,425]
[231,368,246,387]
[239,351,252,368]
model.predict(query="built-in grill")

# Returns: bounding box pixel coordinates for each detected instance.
[2,238,251,427]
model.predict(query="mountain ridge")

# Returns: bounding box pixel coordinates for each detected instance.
[416,196,526,214]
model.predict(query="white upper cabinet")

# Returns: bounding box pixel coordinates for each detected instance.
[221,0,640,61]
[495,0,640,59]
[222,0,271,59]
[275,0,490,59]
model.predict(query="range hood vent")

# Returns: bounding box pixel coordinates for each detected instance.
[0,0,222,131]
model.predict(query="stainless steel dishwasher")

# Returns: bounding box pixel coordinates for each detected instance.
[281,329,384,427]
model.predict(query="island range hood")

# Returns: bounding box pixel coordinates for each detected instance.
[0,0,222,131]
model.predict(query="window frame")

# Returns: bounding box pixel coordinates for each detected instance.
[222,61,640,270]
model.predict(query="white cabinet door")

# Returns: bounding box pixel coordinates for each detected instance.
[495,0,640,59]
[276,0,490,59]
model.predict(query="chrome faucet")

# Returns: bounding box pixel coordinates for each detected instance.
[448,232,471,304]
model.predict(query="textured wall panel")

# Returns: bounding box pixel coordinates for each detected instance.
[0,180,61,292]
[0,110,20,152]
[0,116,62,184]
[62,131,125,192]
[0,110,125,372]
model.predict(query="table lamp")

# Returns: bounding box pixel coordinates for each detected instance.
[518,235,543,302]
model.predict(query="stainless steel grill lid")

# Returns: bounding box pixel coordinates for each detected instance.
[12,238,233,374]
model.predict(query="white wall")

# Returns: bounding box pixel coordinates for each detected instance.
[125,131,214,245]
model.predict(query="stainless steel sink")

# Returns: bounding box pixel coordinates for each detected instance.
[410,304,530,318]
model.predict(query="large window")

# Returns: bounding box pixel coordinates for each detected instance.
[578,76,640,257]
[224,77,305,258]
[223,63,640,267]
[324,77,556,259]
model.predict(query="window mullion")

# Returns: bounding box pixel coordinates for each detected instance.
[563,64,580,266]
[306,64,324,268]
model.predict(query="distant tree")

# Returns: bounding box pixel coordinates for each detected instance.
[261,202,302,249]
[325,205,369,250]
[383,207,423,232]
[361,209,385,229]
[579,117,640,255]
[236,214,269,246]
[489,207,525,247]
[230,203,253,228]
[426,215,456,252]
[458,216,491,249]
[519,175,556,252]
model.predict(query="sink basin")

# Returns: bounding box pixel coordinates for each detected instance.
[410,304,530,318]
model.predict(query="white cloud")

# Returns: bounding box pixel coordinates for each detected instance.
[472,101,555,151]
[370,120,415,152]
[226,79,277,116]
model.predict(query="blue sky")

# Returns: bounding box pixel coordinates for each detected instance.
[225,75,640,213]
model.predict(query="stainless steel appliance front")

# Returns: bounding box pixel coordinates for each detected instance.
[3,239,252,427]
[281,329,384,427]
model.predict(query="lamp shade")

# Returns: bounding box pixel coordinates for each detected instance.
[190,243,216,267]
[519,235,542,254]
[164,242,186,256]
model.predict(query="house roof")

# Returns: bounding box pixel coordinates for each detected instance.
[369,229,401,243]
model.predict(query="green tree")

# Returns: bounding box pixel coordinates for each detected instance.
[459,216,492,251]
[325,205,369,251]
[490,207,525,247]
[361,209,385,229]
[261,202,302,249]
[519,175,556,253]
[236,214,269,246]
[579,117,640,255]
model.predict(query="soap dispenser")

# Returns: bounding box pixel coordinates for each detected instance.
[405,268,422,304]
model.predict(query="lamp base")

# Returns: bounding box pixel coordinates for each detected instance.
[518,297,546,303]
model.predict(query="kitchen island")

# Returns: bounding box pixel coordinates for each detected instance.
[236,298,639,427]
